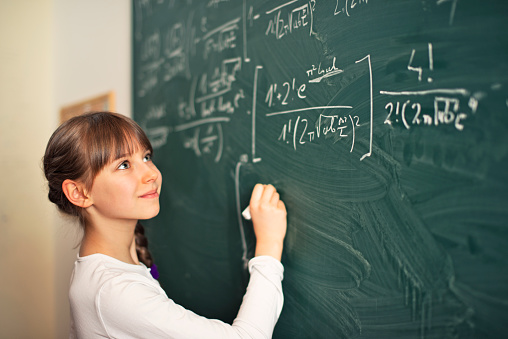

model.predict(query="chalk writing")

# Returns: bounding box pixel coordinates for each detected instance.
[162,23,188,82]
[243,1,254,62]
[265,78,307,107]
[200,18,240,59]
[165,57,244,162]
[137,29,163,97]
[137,18,193,97]
[355,54,373,161]
[408,43,434,83]
[234,156,250,269]
[381,90,477,131]
[334,0,369,17]
[437,0,459,26]
[140,104,170,149]
[255,55,373,160]
[172,117,230,132]
[278,112,360,151]
[250,66,263,163]
[265,0,316,39]
[196,58,241,102]
[306,57,344,83]
[207,0,230,8]
[137,59,163,97]
[134,0,153,40]
[168,116,230,162]
[195,57,244,119]
[140,30,161,62]
[182,122,225,162]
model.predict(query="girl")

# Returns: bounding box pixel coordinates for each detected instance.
[43,112,287,338]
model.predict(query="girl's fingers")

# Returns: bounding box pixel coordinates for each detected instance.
[270,192,280,205]
[250,183,265,205]
[251,184,283,210]
[260,184,276,205]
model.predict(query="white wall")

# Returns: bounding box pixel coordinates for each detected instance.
[54,0,132,116]
[0,1,131,337]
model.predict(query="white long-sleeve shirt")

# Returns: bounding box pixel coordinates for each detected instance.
[69,253,284,338]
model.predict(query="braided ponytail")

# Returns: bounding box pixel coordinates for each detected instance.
[135,221,153,267]
[135,222,158,279]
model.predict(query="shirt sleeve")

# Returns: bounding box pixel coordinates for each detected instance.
[96,256,284,339]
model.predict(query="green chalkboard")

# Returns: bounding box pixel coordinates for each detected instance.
[132,1,508,337]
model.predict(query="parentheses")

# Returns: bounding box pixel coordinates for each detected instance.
[349,114,355,153]
[401,100,411,129]
[345,0,350,16]
[293,116,300,151]
[308,1,315,36]
[316,114,321,138]
[214,123,223,163]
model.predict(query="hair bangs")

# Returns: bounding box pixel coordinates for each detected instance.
[84,113,153,186]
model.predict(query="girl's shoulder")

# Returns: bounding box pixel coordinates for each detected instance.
[74,253,154,283]
[70,253,163,302]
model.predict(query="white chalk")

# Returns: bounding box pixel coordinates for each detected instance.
[242,206,251,220]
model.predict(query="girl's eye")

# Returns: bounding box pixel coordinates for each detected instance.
[118,161,130,170]
[143,153,152,162]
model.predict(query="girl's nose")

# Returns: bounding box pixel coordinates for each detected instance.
[142,164,159,183]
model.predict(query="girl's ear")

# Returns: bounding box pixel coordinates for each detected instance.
[62,179,93,208]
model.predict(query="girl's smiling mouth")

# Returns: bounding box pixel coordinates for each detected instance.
[139,189,159,199]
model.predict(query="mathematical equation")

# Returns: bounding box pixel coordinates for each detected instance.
[382,93,477,131]
[134,0,485,164]
[136,0,322,100]
[334,0,369,17]
[257,55,373,162]
[265,0,316,39]
[171,57,245,163]
[278,113,361,152]
[380,42,478,132]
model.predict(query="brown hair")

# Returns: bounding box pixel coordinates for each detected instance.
[43,111,155,267]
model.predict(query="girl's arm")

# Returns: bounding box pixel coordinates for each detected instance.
[249,184,287,261]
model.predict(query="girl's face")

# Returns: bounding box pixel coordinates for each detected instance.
[87,147,162,224]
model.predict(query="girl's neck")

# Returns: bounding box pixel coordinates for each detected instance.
[80,219,140,265]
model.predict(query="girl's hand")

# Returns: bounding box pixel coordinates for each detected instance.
[249,184,287,261]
